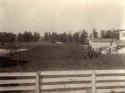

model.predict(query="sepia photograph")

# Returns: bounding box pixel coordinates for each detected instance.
[0,0,125,93]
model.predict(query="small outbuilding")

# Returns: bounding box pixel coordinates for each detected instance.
[89,38,113,50]
[56,41,63,44]
[89,30,125,54]
[89,39,125,54]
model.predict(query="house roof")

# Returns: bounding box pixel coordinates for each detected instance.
[90,38,125,47]
[90,38,113,43]
[119,30,125,32]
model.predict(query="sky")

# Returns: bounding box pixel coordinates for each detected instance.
[0,0,125,35]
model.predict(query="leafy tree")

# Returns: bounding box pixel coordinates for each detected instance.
[50,32,58,43]
[112,30,119,39]
[100,30,119,39]
[80,30,88,44]
[59,32,67,43]
[66,32,73,43]
[44,32,50,41]
[33,32,40,41]
[17,31,34,42]
[18,33,24,42]
[100,30,106,38]
[72,32,80,43]
[92,28,98,38]
[106,30,112,38]
[0,32,16,43]
[23,31,34,42]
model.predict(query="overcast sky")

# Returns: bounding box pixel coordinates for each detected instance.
[0,0,125,35]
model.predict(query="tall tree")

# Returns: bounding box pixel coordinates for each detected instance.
[66,32,72,43]
[0,32,16,43]
[44,32,50,41]
[106,30,112,38]
[59,32,67,43]
[100,30,106,38]
[23,31,34,42]
[72,32,80,43]
[100,30,119,39]
[50,32,58,43]
[112,30,119,39]
[34,32,40,41]
[80,30,88,44]
[92,28,98,38]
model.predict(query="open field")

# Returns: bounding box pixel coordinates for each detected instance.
[1,42,125,72]
[0,43,125,93]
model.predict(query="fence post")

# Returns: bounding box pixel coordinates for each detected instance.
[92,70,96,93]
[36,71,40,93]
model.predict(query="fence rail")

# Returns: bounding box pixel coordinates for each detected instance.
[0,70,125,93]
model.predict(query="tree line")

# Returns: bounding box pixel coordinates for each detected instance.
[43,30,88,44]
[18,31,40,42]
[0,29,119,44]
[100,30,119,39]
[92,29,119,39]
[0,31,40,44]
[43,29,119,44]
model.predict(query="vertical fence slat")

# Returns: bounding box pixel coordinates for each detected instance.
[92,70,96,93]
[36,71,40,93]
[0,70,125,93]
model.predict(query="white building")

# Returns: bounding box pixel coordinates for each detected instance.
[115,30,125,54]
[119,30,125,40]
[89,38,113,50]
[89,30,125,54]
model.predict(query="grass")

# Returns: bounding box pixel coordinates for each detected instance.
[17,41,52,49]
[3,42,125,72]
[0,42,125,93]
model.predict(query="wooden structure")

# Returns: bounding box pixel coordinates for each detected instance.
[0,69,125,93]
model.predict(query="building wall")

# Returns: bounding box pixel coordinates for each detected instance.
[119,31,125,40]
[89,41,110,49]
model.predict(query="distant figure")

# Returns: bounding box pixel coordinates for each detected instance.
[109,48,111,54]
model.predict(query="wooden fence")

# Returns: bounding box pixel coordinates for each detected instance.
[0,70,125,93]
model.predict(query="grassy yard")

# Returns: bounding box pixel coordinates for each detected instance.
[2,42,125,72]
